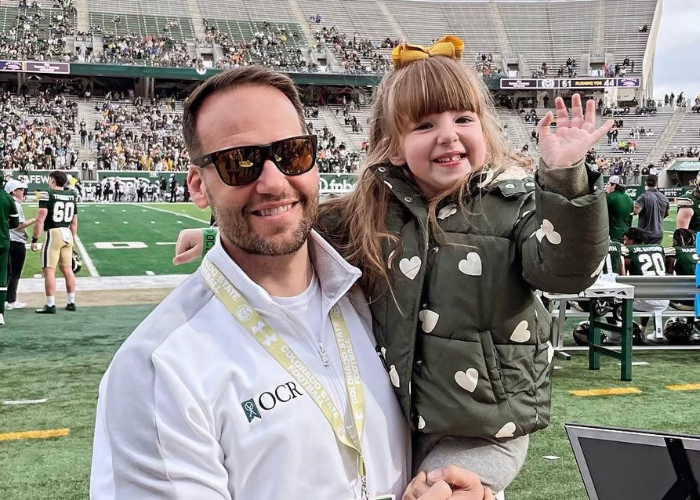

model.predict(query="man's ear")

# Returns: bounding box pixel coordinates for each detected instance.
[188,166,210,209]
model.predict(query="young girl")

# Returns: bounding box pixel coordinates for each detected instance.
[175,35,611,494]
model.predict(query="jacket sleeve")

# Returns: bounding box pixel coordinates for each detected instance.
[515,159,609,293]
[8,197,18,229]
[90,348,230,500]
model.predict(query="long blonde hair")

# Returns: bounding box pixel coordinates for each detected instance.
[319,56,528,293]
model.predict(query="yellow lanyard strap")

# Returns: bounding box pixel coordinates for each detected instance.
[200,257,369,495]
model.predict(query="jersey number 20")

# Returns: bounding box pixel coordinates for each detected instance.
[638,253,665,276]
[53,201,75,223]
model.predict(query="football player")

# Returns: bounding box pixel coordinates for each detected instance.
[622,228,669,342]
[664,228,697,311]
[30,171,78,313]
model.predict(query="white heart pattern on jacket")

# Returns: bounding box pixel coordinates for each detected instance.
[495,421,516,439]
[380,347,386,359]
[458,252,482,276]
[454,368,479,393]
[399,256,421,280]
[389,365,400,387]
[535,219,561,245]
[510,320,531,342]
[437,204,457,220]
[417,415,426,430]
[418,309,439,333]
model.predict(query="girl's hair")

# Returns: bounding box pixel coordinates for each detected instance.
[319,55,528,293]
[673,228,695,247]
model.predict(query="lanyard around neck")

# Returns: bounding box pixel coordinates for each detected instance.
[200,257,369,499]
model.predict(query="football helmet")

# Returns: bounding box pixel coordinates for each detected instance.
[663,317,699,345]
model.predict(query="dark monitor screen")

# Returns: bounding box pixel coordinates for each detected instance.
[567,425,700,500]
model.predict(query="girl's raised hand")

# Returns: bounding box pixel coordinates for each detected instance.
[537,93,613,168]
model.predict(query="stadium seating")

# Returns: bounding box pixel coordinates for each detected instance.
[663,112,700,160]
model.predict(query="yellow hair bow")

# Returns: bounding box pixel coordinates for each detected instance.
[391,35,464,70]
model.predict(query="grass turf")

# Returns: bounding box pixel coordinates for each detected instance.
[19,202,211,278]
[1,305,699,499]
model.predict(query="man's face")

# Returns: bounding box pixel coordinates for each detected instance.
[189,84,319,256]
[605,182,615,194]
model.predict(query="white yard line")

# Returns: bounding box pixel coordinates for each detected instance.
[141,205,209,225]
[74,234,99,277]
[3,399,47,406]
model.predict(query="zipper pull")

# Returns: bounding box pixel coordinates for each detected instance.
[318,343,331,366]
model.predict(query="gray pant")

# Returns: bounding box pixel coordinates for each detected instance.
[413,433,530,493]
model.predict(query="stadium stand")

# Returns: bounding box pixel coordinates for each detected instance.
[0,0,666,174]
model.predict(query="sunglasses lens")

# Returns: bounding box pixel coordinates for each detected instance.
[274,137,316,174]
[215,147,262,186]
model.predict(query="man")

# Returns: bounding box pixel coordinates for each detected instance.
[0,177,19,325]
[634,174,669,244]
[31,171,78,313]
[622,228,669,342]
[605,175,634,243]
[675,174,700,232]
[91,67,490,500]
[6,179,34,310]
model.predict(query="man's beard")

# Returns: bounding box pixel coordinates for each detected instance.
[206,183,319,257]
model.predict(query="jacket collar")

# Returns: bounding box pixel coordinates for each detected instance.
[206,230,362,312]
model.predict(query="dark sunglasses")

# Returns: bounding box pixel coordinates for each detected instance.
[191,135,317,187]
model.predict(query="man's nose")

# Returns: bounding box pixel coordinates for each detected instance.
[254,159,288,194]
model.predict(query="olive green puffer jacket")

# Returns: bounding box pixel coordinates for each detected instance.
[318,161,608,440]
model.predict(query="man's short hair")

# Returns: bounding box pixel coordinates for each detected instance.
[182,67,307,159]
[49,170,68,188]
[645,174,658,187]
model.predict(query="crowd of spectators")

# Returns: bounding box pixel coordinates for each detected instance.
[0,88,77,171]
[313,26,392,74]
[90,95,189,172]
[304,105,363,173]
[0,0,75,61]
[474,52,502,77]
[533,57,577,78]
[208,22,310,72]
[95,34,196,68]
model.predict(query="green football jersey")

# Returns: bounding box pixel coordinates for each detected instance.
[665,246,698,276]
[38,188,77,230]
[603,242,623,274]
[0,189,19,247]
[622,244,666,276]
[677,192,700,232]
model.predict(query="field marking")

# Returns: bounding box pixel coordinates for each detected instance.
[570,387,642,397]
[141,205,208,225]
[666,383,700,391]
[145,271,155,276]
[0,428,69,442]
[74,235,99,277]
[156,242,176,245]
[3,398,47,405]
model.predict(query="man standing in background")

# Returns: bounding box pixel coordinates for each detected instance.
[5,179,34,310]
[634,174,669,244]
[31,171,79,314]
[606,175,634,242]
[0,177,19,325]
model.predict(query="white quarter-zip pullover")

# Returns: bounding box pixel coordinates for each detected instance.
[90,231,410,499]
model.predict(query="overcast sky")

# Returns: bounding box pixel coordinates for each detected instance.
[653,0,700,100]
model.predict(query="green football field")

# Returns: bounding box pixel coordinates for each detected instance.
[20,203,212,279]
[1,309,699,500]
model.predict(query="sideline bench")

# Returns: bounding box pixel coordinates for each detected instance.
[545,276,697,381]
